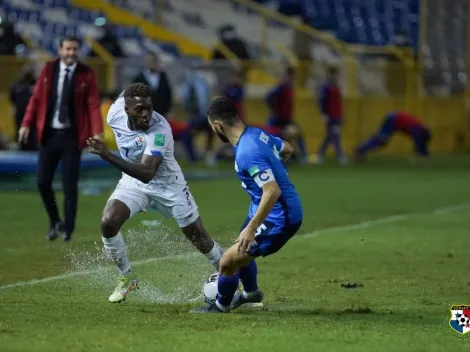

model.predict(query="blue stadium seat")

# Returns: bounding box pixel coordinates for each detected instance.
[242,0,421,49]
[158,42,181,57]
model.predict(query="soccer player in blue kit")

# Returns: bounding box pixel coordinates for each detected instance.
[192,97,303,313]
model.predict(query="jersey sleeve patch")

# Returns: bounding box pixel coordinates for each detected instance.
[248,166,261,177]
[253,168,275,188]
[154,134,166,147]
[150,150,163,157]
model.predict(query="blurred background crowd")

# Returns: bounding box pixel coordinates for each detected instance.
[0,0,469,166]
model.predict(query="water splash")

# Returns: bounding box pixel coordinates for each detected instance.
[63,222,215,303]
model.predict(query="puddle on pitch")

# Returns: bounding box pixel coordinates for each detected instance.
[63,223,214,304]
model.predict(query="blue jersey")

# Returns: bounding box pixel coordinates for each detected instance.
[234,127,303,227]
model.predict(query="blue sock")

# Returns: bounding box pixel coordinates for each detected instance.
[357,136,383,154]
[180,131,198,162]
[239,260,258,293]
[297,137,307,158]
[217,273,240,308]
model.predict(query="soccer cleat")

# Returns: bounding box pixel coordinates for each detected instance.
[58,224,72,242]
[230,290,264,310]
[108,275,139,303]
[190,302,226,314]
[46,223,60,241]
[62,232,72,242]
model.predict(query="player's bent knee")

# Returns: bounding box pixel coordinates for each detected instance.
[101,201,130,238]
[219,254,238,276]
[219,247,253,276]
[101,214,122,238]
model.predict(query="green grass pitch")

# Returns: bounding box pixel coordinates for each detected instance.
[1,156,470,351]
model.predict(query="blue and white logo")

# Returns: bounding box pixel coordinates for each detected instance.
[134,136,144,148]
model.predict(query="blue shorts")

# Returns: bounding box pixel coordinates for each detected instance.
[240,217,302,258]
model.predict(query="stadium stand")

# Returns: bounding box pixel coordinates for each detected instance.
[1,0,178,61]
[101,0,467,91]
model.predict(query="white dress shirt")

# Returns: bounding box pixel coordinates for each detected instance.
[143,69,160,91]
[51,61,77,129]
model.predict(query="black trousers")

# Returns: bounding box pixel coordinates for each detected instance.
[37,129,82,234]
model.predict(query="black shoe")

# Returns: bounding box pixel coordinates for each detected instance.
[190,302,226,314]
[46,223,60,241]
[231,290,264,310]
[58,224,72,242]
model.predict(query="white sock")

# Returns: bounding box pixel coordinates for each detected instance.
[205,242,224,270]
[242,290,258,299]
[215,300,230,312]
[102,232,131,276]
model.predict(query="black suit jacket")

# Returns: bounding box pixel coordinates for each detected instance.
[133,71,172,116]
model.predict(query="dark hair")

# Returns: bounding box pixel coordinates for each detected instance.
[124,83,152,98]
[207,97,240,126]
[60,36,81,47]
[327,66,339,75]
[286,66,295,76]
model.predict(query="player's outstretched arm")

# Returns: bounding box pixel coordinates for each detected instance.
[87,137,162,183]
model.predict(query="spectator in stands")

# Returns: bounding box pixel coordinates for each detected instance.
[316,66,346,165]
[18,36,103,242]
[90,24,124,58]
[180,65,214,165]
[0,21,25,56]
[293,15,312,88]
[9,64,37,151]
[212,25,250,61]
[133,52,173,117]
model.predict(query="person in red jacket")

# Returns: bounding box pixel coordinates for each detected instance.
[18,36,103,242]
[356,111,431,160]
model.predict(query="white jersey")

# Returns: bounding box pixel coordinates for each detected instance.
[107,97,185,186]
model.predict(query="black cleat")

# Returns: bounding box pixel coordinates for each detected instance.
[58,224,72,242]
[231,290,264,310]
[190,303,226,314]
[46,224,60,241]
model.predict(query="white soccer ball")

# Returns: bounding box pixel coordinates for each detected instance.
[203,273,242,305]
[203,273,219,304]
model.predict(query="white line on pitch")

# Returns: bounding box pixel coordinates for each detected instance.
[0,203,468,291]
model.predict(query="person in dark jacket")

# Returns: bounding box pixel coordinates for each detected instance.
[9,64,37,150]
[89,24,124,58]
[211,25,250,61]
[0,21,25,56]
[132,52,173,117]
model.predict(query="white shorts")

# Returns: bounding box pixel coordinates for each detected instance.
[107,177,199,228]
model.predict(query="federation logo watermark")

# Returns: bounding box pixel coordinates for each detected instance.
[449,305,470,337]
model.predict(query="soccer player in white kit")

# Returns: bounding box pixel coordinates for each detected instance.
[86,83,224,303]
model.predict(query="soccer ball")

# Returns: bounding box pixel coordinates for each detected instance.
[203,273,219,304]
[203,273,242,305]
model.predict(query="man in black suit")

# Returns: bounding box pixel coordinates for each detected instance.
[132,52,172,116]
[19,37,103,242]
